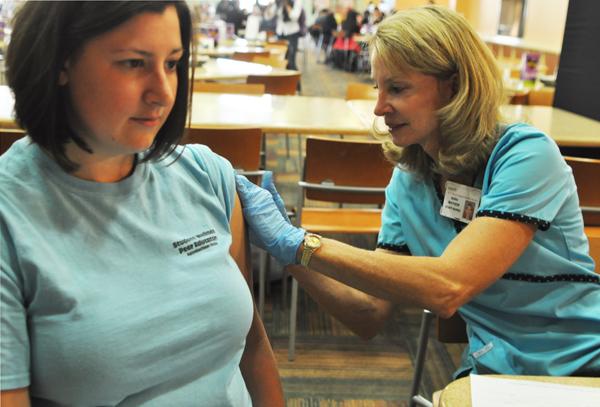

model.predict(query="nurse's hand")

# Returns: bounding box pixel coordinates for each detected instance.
[235,174,304,266]
[260,170,290,221]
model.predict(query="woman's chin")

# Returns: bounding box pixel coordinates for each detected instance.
[390,133,409,148]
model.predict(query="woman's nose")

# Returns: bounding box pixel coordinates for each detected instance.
[373,94,392,117]
[145,69,175,107]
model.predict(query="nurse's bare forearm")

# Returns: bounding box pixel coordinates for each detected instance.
[287,265,393,339]
[297,218,535,317]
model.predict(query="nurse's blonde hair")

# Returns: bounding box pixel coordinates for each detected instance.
[369,5,504,178]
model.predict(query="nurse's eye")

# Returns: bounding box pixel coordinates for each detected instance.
[388,84,406,94]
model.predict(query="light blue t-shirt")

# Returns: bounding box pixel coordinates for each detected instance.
[377,123,600,377]
[0,138,254,406]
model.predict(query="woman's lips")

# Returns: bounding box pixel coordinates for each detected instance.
[388,123,407,132]
[131,117,161,127]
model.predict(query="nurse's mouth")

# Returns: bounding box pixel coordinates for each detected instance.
[388,123,407,132]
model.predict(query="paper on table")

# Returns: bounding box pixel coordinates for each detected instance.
[470,374,600,407]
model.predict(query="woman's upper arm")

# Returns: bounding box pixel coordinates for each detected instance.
[229,192,251,285]
[440,216,536,305]
[0,388,31,407]
[439,128,565,305]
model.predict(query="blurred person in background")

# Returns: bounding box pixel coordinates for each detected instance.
[275,0,303,70]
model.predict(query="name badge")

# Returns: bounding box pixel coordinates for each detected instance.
[439,181,481,224]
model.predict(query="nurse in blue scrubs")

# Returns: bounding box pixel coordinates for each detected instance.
[236,5,600,377]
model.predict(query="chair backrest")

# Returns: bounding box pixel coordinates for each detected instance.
[0,129,26,155]
[232,51,270,62]
[345,82,377,100]
[528,87,555,106]
[193,81,265,95]
[542,52,559,75]
[565,156,600,226]
[252,55,288,69]
[247,73,301,95]
[302,136,393,205]
[182,128,262,175]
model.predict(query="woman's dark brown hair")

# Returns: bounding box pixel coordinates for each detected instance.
[6,1,192,171]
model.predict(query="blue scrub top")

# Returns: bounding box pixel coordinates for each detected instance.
[377,123,600,376]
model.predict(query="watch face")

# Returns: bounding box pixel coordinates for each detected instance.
[305,235,321,249]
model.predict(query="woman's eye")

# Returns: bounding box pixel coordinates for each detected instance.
[166,59,180,71]
[121,59,145,69]
[389,85,405,94]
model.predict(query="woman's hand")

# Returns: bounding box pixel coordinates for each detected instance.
[235,174,304,266]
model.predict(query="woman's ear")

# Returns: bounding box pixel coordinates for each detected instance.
[439,73,457,103]
[451,73,458,95]
[58,60,70,86]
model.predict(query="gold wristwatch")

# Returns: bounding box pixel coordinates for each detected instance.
[300,233,322,267]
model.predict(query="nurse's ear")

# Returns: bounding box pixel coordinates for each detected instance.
[58,60,70,86]
[439,73,458,103]
[451,73,459,96]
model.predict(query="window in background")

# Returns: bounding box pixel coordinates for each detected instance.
[498,0,527,37]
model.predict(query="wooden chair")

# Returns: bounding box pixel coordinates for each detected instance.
[193,81,265,95]
[182,127,272,315]
[542,52,560,75]
[0,129,26,155]
[246,73,301,95]
[409,311,467,407]
[231,51,270,62]
[287,136,394,361]
[252,55,288,69]
[345,82,378,100]
[182,127,263,177]
[565,156,600,272]
[528,87,555,106]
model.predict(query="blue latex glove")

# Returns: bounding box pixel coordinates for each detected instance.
[260,171,290,222]
[235,174,305,266]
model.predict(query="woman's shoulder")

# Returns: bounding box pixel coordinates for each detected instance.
[166,143,236,208]
[385,164,429,198]
[169,143,234,176]
[495,123,556,154]
[0,137,40,188]
[390,164,425,185]
[488,123,561,167]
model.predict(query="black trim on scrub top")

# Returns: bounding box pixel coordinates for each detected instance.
[502,272,600,284]
[376,242,411,254]
[477,209,550,231]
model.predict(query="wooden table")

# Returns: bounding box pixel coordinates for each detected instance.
[0,87,371,136]
[347,100,600,147]
[195,58,297,81]
[197,46,269,58]
[437,375,600,407]
[196,38,285,59]
[188,92,370,135]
